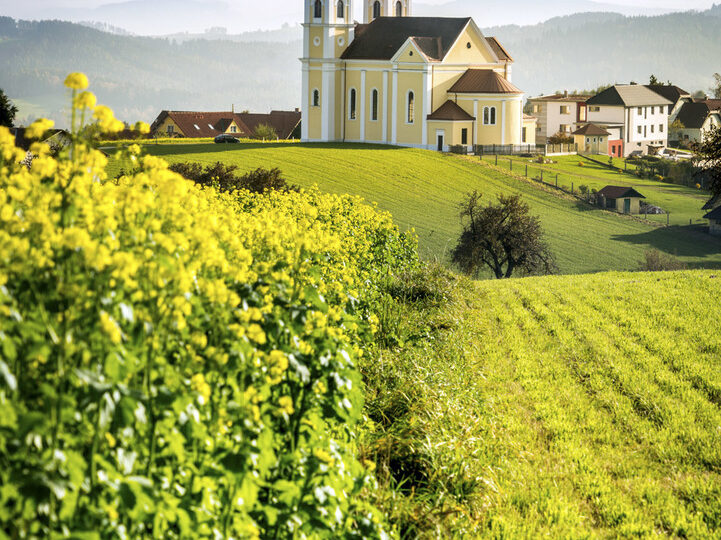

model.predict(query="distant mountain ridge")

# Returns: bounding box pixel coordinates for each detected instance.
[1,8,719,128]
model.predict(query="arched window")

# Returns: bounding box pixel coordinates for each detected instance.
[373,0,381,19]
[349,88,357,120]
[483,106,496,125]
[312,89,320,107]
[396,1,402,16]
[371,89,379,121]
[407,91,415,124]
[314,0,322,19]
[337,0,344,19]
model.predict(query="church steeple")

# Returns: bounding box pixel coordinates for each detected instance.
[363,0,411,23]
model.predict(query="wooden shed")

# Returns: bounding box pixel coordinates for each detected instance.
[596,186,646,215]
[704,206,721,236]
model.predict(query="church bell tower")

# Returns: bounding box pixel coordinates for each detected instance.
[363,0,411,23]
[301,0,354,141]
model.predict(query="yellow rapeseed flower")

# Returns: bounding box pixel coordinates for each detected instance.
[134,121,151,134]
[278,396,294,415]
[247,324,267,345]
[99,311,122,344]
[73,91,97,110]
[25,119,55,139]
[64,72,89,90]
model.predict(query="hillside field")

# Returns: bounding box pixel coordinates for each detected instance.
[108,142,721,275]
[365,269,721,537]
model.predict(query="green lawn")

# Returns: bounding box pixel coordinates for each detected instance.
[108,142,721,274]
[369,269,721,537]
[481,154,709,227]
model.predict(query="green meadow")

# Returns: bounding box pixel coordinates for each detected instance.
[108,142,721,274]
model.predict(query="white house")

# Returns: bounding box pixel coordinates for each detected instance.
[672,99,721,145]
[527,92,591,144]
[585,85,672,157]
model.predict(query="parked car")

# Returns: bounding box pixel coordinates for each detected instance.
[214,134,240,144]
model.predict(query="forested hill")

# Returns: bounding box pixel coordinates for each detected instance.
[489,10,721,98]
[0,17,301,126]
[1,8,720,127]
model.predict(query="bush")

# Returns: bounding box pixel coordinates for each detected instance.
[168,161,296,194]
[0,76,418,538]
[640,250,687,272]
[252,123,278,140]
[578,184,589,195]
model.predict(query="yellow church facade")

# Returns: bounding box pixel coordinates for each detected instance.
[301,0,532,151]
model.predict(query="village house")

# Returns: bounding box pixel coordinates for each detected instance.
[704,205,721,236]
[149,110,302,139]
[585,85,672,157]
[596,185,645,215]
[527,92,591,144]
[645,84,691,119]
[301,0,530,151]
[671,99,721,145]
[572,123,610,155]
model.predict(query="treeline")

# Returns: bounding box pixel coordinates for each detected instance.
[0,17,300,126]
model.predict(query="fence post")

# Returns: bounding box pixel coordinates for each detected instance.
[495,154,498,166]
[667,213,670,227]
[555,174,558,187]
[571,182,574,194]
[510,159,513,172]
[525,164,528,177]
[540,170,543,182]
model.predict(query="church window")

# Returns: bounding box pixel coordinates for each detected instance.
[396,1,402,16]
[373,1,381,19]
[407,91,415,124]
[337,0,344,18]
[483,106,497,125]
[312,89,320,107]
[371,89,379,121]
[314,0,322,19]
[349,88,357,120]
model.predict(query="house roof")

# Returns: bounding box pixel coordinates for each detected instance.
[150,110,301,139]
[702,99,721,111]
[597,185,646,199]
[586,85,673,107]
[341,17,473,61]
[150,111,252,138]
[645,84,690,105]
[529,93,592,103]
[448,69,522,94]
[703,194,720,211]
[704,206,721,220]
[427,100,475,121]
[676,102,712,129]
[238,110,302,139]
[573,123,610,136]
[485,37,512,62]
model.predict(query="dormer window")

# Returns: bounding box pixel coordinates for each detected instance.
[230,126,237,133]
[314,0,322,19]
[337,0,344,19]
[373,1,381,19]
[194,124,200,130]
[208,123,214,130]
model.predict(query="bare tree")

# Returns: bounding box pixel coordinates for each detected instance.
[451,192,556,279]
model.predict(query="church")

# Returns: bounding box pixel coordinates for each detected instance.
[300,0,534,151]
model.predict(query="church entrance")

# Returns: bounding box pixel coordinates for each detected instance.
[437,133,445,152]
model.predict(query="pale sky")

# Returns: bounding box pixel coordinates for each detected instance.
[0,0,716,34]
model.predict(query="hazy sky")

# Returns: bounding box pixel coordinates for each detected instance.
[1,0,716,34]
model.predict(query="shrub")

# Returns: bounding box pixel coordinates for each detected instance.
[0,76,417,538]
[640,250,687,272]
[168,161,296,194]
[578,184,589,195]
[252,123,278,140]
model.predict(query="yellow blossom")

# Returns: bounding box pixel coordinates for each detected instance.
[247,324,266,344]
[99,311,122,344]
[105,432,117,448]
[134,121,151,134]
[191,373,211,403]
[73,91,97,110]
[278,396,294,415]
[64,72,89,90]
[25,119,55,139]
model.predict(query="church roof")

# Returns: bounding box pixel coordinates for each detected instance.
[341,17,472,61]
[485,37,512,62]
[427,100,475,121]
[448,69,522,94]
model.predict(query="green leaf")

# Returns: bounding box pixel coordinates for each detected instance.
[0,360,16,391]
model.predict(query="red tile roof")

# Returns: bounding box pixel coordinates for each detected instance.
[449,69,522,94]
[150,110,301,139]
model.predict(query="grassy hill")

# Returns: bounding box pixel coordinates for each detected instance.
[366,268,721,536]
[110,142,721,274]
